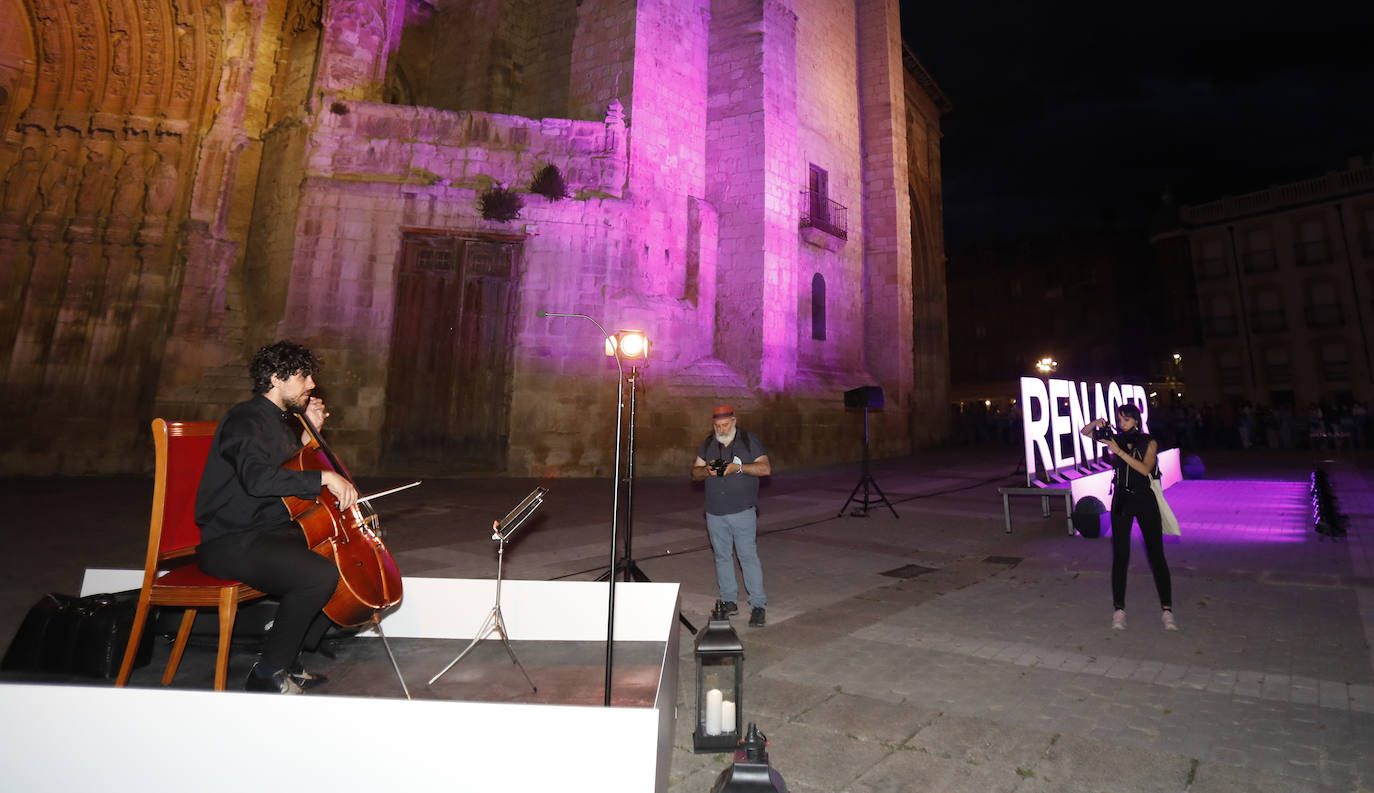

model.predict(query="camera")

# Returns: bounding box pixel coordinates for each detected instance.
[1091,425,1116,443]
[707,458,730,476]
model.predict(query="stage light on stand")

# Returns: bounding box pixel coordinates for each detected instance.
[693,608,744,753]
[541,310,629,707]
[604,329,649,363]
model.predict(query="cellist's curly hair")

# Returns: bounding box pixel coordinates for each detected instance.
[249,340,320,394]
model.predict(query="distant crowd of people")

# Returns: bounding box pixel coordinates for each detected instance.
[1142,401,1368,451]
[950,398,1372,452]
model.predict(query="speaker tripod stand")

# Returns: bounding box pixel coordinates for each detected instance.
[428,487,548,691]
[838,405,899,518]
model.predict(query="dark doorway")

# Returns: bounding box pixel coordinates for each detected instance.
[382,233,520,472]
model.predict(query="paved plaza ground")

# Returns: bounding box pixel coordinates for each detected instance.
[2,445,1372,792]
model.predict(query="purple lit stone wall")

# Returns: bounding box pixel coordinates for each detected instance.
[0,0,948,477]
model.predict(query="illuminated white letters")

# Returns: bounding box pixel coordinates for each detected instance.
[1019,376,1149,485]
[1020,376,1052,478]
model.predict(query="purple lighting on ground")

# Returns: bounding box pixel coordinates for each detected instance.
[1166,480,1310,545]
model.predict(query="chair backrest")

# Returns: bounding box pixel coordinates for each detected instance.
[148,418,218,562]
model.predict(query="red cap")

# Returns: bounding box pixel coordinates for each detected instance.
[712,405,735,419]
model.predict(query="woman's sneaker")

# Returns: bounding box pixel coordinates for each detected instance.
[1111,609,1127,631]
[1161,610,1178,631]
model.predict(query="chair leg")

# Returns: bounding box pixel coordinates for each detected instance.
[163,609,197,686]
[115,595,153,687]
[214,589,240,692]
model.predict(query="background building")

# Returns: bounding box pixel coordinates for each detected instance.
[945,228,1187,430]
[1151,159,1374,409]
[0,0,949,476]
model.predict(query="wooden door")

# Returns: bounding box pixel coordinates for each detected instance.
[382,234,519,471]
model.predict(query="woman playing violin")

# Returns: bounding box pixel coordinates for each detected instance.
[194,341,357,694]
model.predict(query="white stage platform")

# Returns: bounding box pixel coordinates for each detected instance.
[0,573,682,793]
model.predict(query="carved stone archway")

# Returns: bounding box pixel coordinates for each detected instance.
[0,1,236,474]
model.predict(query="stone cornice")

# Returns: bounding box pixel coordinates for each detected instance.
[901,42,952,114]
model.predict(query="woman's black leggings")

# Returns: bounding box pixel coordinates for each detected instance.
[1110,490,1172,611]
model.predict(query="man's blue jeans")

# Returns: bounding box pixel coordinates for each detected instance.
[706,507,765,608]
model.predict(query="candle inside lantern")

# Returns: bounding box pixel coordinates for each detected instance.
[705,688,723,735]
[720,700,735,733]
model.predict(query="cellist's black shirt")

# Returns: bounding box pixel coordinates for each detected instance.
[195,395,322,543]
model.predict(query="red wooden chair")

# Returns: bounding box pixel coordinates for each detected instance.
[116,418,265,691]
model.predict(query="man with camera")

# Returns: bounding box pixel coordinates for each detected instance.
[691,405,771,626]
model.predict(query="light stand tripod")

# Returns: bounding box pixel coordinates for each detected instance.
[595,365,699,634]
[539,311,626,706]
[428,487,549,691]
[838,404,898,518]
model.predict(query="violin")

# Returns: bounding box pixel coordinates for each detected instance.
[280,412,404,628]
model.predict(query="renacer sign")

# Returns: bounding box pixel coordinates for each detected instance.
[1020,376,1149,480]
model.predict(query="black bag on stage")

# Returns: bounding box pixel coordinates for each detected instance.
[152,596,280,645]
[1,590,155,680]
[151,598,359,654]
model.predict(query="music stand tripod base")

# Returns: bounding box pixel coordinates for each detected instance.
[428,488,547,692]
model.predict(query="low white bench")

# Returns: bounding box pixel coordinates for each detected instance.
[996,483,1074,535]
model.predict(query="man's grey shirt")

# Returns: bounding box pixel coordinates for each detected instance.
[697,430,767,516]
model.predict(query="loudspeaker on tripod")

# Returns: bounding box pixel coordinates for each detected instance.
[843,386,884,409]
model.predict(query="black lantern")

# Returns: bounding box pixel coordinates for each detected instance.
[711,723,789,793]
[693,610,744,752]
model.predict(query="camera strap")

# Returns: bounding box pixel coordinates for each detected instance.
[705,430,752,462]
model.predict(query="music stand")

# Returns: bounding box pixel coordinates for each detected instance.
[428,486,549,691]
[838,386,898,518]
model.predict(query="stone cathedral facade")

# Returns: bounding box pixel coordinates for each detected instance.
[0,0,948,478]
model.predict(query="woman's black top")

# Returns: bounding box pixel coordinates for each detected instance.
[1110,430,1158,496]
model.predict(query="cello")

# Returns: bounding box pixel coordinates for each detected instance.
[279,412,404,628]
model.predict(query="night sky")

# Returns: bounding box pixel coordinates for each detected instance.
[901,1,1374,252]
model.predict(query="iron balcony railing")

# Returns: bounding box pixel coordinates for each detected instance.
[1218,365,1244,386]
[1265,364,1294,384]
[800,190,848,240]
[1305,304,1344,329]
[1295,240,1332,267]
[1194,256,1229,280]
[1202,315,1238,337]
[1249,309,1287,333]
[1243,250,1277,273]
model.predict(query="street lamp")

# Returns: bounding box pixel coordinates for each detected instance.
[1035,356,1058,374]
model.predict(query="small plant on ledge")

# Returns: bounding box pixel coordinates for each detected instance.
[478,183,524,222]
[529,164,569,201]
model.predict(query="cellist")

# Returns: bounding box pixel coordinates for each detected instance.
[195,340,358,694]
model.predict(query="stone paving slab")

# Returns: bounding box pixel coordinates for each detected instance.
[3,448,1373,792]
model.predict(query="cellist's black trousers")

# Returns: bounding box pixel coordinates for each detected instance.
[199,525,339,672]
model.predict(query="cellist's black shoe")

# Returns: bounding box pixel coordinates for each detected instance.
[288,662,329,691]
[244,663,303,694]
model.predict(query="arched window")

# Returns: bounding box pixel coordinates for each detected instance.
[811,273,826,340]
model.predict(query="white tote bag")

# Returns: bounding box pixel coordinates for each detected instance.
[1150,477,1181,536]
